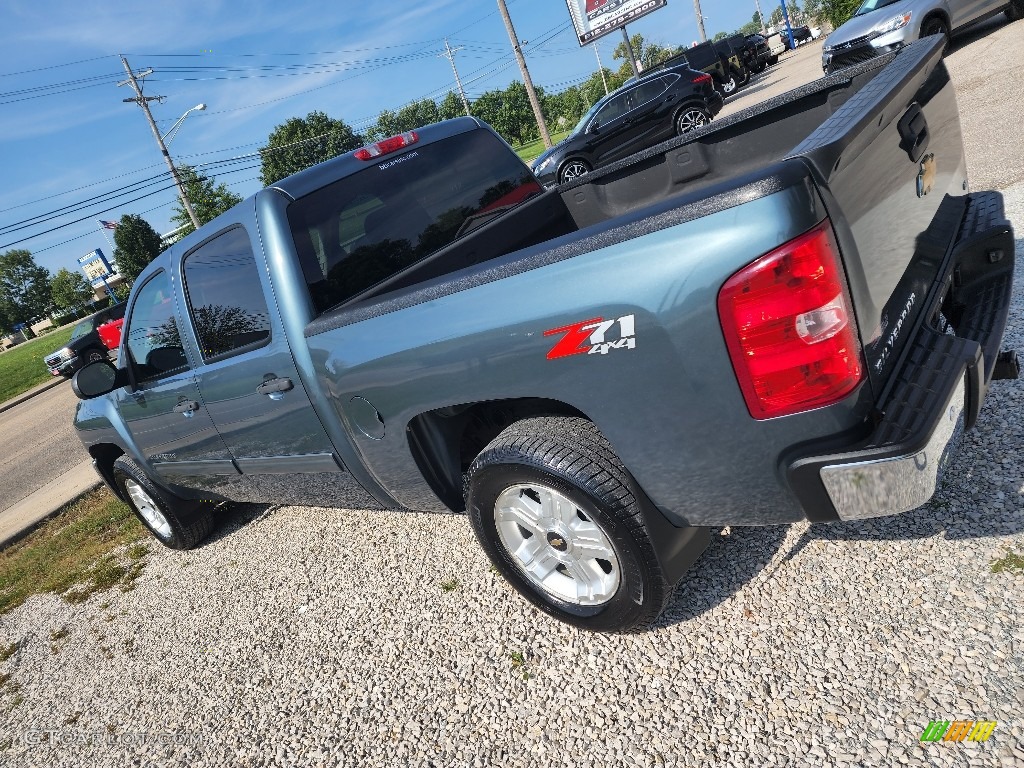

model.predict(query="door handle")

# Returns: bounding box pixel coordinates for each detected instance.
[256,376,293,400]
[897,103,929,162]
[173,399,200,417]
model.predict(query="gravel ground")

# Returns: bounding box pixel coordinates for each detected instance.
[3,47,1024,768]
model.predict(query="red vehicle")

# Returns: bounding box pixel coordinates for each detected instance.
[97,317,123,351]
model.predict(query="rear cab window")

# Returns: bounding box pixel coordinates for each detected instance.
[286,128,542,316]
[181,227,272,362]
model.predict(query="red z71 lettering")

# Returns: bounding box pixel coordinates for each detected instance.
[544,314,637,359]
[543,317,603,360]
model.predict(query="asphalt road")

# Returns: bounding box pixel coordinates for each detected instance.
[0,380,87,513]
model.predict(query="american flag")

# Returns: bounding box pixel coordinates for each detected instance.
[99,220,118,230]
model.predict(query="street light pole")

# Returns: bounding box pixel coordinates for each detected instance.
[161,103,206,145]
[496,0,552,149]
[118,55,201,231]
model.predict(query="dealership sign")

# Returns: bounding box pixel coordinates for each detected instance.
[565,0,668,45]
[78,248,115,288]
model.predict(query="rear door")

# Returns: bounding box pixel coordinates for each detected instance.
[114,269,241,496]
[179,224,363,506]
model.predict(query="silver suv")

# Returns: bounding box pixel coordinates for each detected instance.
[822,0,1022,73]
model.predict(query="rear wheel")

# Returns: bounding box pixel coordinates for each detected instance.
[558,158,591,185]
[720,72,738,95]
[733,66,749,87]
[466,416,675,632]
[676,106,712,134]
[113,455,214,550]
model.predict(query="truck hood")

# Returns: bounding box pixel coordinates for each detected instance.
[824,0,914,48]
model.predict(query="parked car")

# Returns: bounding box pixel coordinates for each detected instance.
[530,63,723,186]
[71,39,1017,633]
[785,25,816,48]
[681,41,733,93]
[764,32,786,62]
[822,0,1022,73]
[43,303,125,377]
[713,38,752,93]
[742,33,774,71]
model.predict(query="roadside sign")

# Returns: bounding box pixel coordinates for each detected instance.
[565,0,668,46]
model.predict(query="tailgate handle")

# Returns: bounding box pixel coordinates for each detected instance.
[897,104,929,163]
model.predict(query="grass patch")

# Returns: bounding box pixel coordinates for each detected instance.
[991,547,1024,574]
[513,130,572,165]
[440,577,460,592]
[0,324,76,403]
[0,642,15,663]
[0,487,147,615]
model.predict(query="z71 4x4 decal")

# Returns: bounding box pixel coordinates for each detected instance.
[544,314,636,359]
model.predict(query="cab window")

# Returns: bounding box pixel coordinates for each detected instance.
[182,227,271,362]
[124,271,188,383]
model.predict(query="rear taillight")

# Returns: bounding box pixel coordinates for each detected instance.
[354,131,419,161]
[693,73,712,85]
[717,220,864,420]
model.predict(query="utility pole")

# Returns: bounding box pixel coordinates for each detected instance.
[620,27,640,78]
[693,0,708,42]
[440,39,472,116]
[593,43,609,95]
[753,0,766,31]
[496,0,552,149]
[118,55,201,231]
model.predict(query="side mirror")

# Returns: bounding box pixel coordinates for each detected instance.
[71,359,125,400]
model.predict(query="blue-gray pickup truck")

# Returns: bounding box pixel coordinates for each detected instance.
[72,38,1017,632]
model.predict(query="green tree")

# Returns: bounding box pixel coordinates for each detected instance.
[439,91,467,121]
[368,99,442,140]
[0,249,52,332]
[50,268,93,312]
[170,166,244,239]
[471,82,540,146]
[713,31,729,42]
[113,214,164,286]
[259,111,363,186]
[770,7,784,26]
[804,0,823,21]
[819,0,860,27]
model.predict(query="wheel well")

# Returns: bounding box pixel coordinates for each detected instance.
[89,443,126,502]
[407,398,587,512]
[921,10,950,32]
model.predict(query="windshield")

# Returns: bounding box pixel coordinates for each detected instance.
[572,98,605,135]
[69,319,94,342]
[854,0,904,17]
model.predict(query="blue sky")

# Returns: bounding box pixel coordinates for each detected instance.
[0,0,763,277]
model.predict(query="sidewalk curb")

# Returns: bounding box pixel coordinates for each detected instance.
[0,460,103,550]
[0,376,68,415]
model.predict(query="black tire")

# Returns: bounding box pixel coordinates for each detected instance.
[558,158,591,185]
[921,15,950,50]
[83,347,107,365]
[465,416,674,633]
[675,105,712,135]
[733,65,749,87]
[112,455,214,550]
[1008,0,1024,21]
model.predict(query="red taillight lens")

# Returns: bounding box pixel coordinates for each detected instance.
[693,73,712,85]
[354,131,419,161]
[717,220,864,420]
